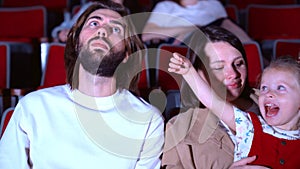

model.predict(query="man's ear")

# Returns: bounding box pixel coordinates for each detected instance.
[122,52,129,63]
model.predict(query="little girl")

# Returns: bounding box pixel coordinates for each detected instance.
[169,54,300,168]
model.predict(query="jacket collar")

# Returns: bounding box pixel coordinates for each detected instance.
[184,108,221,144]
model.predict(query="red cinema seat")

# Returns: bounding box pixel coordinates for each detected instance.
[39,43,66,89]
[273,39,300,61]
[156,44,188,92]
[243,41,264,88]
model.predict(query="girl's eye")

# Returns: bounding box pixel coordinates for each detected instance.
[278,85,286,91]
[260,85,268,92]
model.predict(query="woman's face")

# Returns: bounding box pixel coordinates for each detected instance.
[201,41,247,102]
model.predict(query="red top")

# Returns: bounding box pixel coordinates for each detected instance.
[248,112,300,169]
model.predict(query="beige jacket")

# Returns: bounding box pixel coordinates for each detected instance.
[162,108,234,169]
[162,90,259,169]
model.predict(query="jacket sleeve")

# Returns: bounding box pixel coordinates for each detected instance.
[162,109,195,169]
[135,111,165,169]
[162,108,235,169]
[161,123,186,169]
[162,145,185,169]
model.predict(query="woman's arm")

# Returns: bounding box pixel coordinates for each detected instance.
[229,156,270,169]
[168,53,236,131]
[141,23,196,43]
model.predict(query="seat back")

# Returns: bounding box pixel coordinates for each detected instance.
[72,4,81,15]
[273,39,300,61]
[0,107,14,139]
[164,90,181,122]
[137,46,154,100]
[42,0,69,11]
[0,43,10,89]
[156,44,188,92]
[0,6,48,88]
[225,4,239,23]
[246,4,300,41]
[229,0,297,10]
[0,6,47,41]
[2,0,69,11]
[1,0,40,7]
[40,43,66,88]
[243,41,264,88]
[138,0,153,12]
[138,47,151,89]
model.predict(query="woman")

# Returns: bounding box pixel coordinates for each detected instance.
[142,0,251,45]
[162,26,266,168]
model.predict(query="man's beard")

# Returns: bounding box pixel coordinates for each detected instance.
[78,45,126,77]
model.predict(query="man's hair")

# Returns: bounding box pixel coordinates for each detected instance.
[181,25,251,109]
[64,0,144,94]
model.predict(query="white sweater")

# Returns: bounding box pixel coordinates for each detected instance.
[0,85,164,169]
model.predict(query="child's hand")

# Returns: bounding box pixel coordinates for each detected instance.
[168,52,192,75]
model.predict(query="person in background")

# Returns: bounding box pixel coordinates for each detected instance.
[162,26,268,169]
[169,34,300,168]
[52,0,125,42]
[142,0,252,46]
[0,1,164,168]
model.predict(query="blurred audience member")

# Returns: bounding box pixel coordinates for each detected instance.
[142,0,252,46]
[51,0,125,42]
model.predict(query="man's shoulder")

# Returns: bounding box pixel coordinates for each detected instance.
[22,85,69,102]
[119,89,163,115]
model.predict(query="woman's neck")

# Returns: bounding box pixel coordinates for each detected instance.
[231,97,254,112]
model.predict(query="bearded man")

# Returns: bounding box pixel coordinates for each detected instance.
[0,1,164,169]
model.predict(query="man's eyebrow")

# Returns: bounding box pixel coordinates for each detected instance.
[88,16,102,21]
[110,20,125,28]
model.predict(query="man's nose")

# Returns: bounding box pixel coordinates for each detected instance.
[97,27,108,37]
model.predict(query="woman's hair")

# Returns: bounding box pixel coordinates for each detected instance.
[64,0,144,94]
[181,25,252,109]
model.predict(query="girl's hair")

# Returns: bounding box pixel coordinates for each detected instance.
[64,0,144,94]
[263,56,300,85]
[181,25,252,109]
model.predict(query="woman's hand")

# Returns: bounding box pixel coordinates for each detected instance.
[168,52,192,75]
[229,156,270,169]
